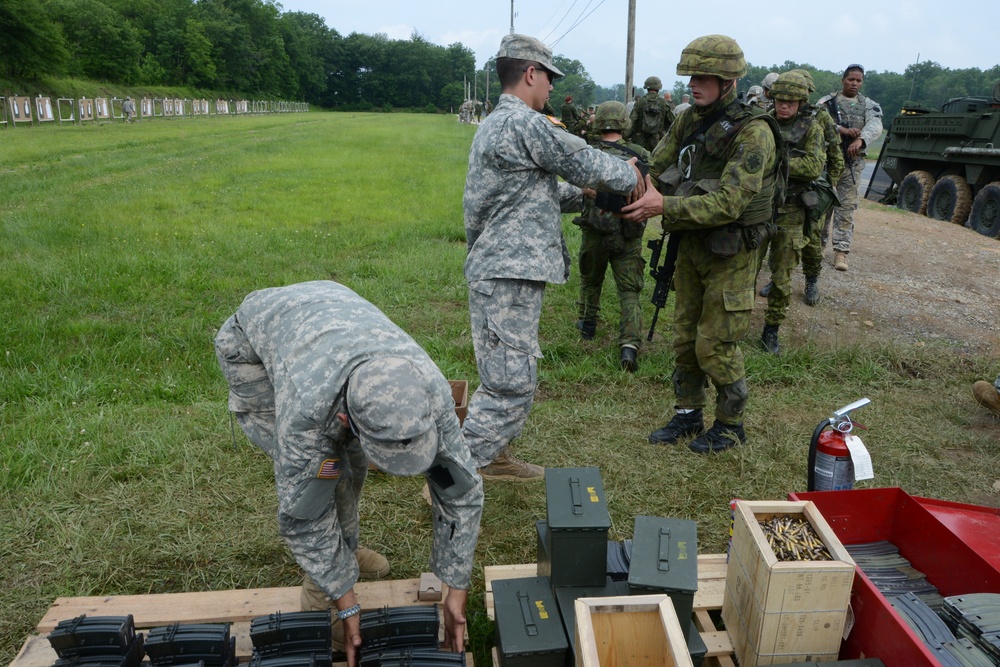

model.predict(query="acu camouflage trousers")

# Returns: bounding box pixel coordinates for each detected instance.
[827,159,865,253]
[462,279,545,469]
[671,231,760,425]
[577,230,646,348]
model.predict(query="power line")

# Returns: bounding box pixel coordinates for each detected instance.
[549,0,607,49]
[539,0,580,44]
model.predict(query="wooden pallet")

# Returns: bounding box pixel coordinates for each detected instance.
[11,577,470,667]
[484,554,736,667]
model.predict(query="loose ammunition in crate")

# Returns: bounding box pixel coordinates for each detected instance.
[758,515,833,562]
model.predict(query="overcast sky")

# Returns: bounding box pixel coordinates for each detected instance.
[278,0,998,89]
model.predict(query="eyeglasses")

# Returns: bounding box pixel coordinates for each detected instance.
[523,64,553,84]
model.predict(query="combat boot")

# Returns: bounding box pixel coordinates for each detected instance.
[479,446,544,481]
[972,381,1000,416]
[758,281,773,298]
[356,547,390,580]
[804,277,820,306]
[761,324,780,355]
[576,319,596,340]
[300,574,332,611]
[834,251,849,271]
[648,409,705,445]
[689,421,746,454]
[620,346,638,373]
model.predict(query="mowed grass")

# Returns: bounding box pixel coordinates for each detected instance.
[1,112,998,665]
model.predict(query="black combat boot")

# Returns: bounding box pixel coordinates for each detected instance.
[576,319,596,340]
[804,277,820,306]
[758,281,773,298]
[620,347,638,373]
[689,421,746,454]
[648,409,705,445]
[761,323,780,355]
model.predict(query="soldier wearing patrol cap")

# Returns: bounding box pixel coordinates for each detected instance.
[627,75,674,152]
[463,33,644,479]
[760,72,779,112]
[622,34,782,453]
[573,101,652,371]
[759,71,825,355]
[214,280,482,664]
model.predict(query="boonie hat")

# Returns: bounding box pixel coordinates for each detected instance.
[346,357,438,475]
[496,33,565,78]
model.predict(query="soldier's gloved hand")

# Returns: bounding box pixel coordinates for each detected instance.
[582,188,597,200]
[619,175,661,222]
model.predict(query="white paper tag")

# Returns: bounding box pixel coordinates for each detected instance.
[845,434,874,480]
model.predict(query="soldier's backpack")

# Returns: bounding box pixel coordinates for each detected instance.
[641,98,664,135]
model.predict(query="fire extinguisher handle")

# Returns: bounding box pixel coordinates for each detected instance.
[833,397,871,420]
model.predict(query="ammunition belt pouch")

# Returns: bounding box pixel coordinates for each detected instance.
[698,222,773,258]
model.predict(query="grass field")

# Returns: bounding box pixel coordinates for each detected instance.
[1,112,997,666]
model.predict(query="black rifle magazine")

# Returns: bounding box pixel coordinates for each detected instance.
[250,611,332,649]
[48,615,138,658]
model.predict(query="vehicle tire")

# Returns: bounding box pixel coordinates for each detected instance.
[969,181,1000,238]
[896,170,934,215]
[927,174,973,224]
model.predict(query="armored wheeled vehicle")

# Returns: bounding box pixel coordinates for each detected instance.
[877,81,1000,237]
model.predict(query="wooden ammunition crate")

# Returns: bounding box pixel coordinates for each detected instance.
[449,380,469,425]
[721,501,855,667]
[574,594,693,667]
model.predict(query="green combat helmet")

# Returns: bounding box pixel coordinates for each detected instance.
[644,76,662,91]
[676,34,747,79]
[595,100,630,132]
[770,72,810,102]
[788,68,816,94]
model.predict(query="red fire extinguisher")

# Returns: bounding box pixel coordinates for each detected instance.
[808,398,870,492]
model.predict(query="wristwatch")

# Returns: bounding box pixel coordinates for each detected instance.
[336,603,362,621]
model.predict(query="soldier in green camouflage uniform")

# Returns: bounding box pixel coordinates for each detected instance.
[561,95,581,127]
[759,72,825,354]
[627,76,675,152]
[574,101,652,372]
[794,68,844,305]
[214,281,482,660]
[463,34,642,479]
[622,35,780,453]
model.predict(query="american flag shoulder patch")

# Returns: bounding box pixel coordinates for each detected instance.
[317,458,340,479]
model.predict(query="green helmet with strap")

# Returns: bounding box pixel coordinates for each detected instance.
[595,100,630,132]
[770,72,810,102]
[643,76,662,90]
[788,68,816,94]
[676,34,747,79]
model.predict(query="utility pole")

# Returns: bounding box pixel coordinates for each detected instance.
[510,0,515,34]
[625,0,635,105]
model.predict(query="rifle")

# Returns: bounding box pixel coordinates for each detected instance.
[646,230,680,341]
[824,95,856,184]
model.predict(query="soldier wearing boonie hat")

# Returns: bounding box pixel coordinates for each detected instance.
[214,280,482,662]
[462,34,644,481]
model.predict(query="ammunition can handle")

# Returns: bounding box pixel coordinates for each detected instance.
[570,477,583,515]
[517,591,538,636]
[657,527,672,571]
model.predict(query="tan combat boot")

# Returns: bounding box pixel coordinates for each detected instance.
[834,251,849,271]
[356,547,390,580]
[478,446,544,481]
[300,575,347,651]
[973,381,1000,416]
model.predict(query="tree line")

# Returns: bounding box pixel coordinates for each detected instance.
[2,0,997,118]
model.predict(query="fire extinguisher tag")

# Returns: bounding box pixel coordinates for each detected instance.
[844,435,874,481]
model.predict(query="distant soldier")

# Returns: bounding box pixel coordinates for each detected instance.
[817,64,883,271]
[673,94,692,115]
[122,96,136,123]
[474,99,483,123]
[484,99,492,115]
[745,85,764,107]
[662,91,676,111]
[573,101,652,371]
[561,95,581,127]
[627,76,674,152]
[760,72,779,112]
[759,72,825,355]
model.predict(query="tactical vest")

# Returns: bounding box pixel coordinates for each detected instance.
[681,101,782,227]
[835,92,869,130]
[778,112,816,198]
[579,140,648,238]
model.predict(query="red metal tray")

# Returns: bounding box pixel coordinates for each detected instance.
[788,487,1000,667]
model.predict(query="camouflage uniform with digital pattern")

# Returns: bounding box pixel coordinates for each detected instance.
[792,69,844,279]
[627,78,674,152]
[764,73,825,327]
[575,102,651,350]
[648,35,778,427]
[214,281,483,599]
[817,86,882,254]
[463,79,636,468]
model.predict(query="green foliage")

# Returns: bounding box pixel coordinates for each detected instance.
[0,0,71,78]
